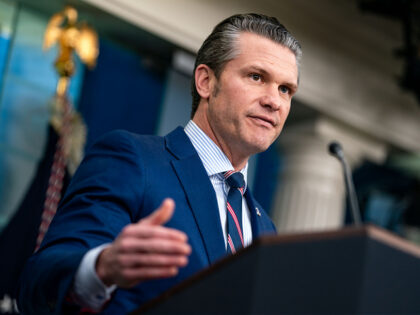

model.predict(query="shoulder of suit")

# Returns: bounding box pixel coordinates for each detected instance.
[92,129,164,151]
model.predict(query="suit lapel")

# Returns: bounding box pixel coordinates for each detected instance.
[245,188,276,238]
[165,128,226,264]
[245,189,263,238]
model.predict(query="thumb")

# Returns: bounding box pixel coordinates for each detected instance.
[141,198,175,226]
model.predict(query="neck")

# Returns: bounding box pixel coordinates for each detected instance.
[192,114,249,171]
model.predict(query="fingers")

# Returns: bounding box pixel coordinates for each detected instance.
[122,224,187,242]
[117,237,191,255]
[121,266,180,281]
[114,253,188,269]
[141,198,175,226]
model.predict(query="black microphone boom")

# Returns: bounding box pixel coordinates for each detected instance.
[328,141,362,226]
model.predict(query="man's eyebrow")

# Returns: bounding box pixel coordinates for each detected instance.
[248,65,269,75]
[284,81,298,92]
[248,65,298,91]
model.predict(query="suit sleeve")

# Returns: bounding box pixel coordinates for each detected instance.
[17,130,147,314]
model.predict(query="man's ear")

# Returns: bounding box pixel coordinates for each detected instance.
[195,64,216,99]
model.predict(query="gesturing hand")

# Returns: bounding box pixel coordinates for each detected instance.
[96,198,191,288]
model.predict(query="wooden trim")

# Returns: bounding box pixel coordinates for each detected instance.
[366,225,420,258]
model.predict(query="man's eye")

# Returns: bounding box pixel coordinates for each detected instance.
[279,85,290,94]
[250,73,261,81]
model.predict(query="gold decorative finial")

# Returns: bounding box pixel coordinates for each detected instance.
[44,5,99,97]
[35,6,95,252]
[41,5,95,175]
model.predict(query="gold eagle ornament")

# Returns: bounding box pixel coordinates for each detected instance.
[42,6,97,175]
[34,5,98,252]
[43,6,98,96]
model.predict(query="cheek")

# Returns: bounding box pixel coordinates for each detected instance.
[280,102,291,121]
[273,104,291,134]
[222,93,246,119]
[228,78,251,102]
[227,89,245,106]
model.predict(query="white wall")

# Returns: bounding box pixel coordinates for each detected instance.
[82,0,420,155]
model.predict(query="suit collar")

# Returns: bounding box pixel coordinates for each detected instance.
[165,127,227,263]
[165,126,196,159]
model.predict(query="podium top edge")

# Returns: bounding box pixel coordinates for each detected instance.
[134,224,420,314]
[366,225,420,259]
[257,224,420,259]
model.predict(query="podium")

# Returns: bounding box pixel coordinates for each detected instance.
[133,225,420,314]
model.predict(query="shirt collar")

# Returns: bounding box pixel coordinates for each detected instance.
[184,120,248,182]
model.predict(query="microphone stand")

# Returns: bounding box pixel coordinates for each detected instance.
[328,142,362,226]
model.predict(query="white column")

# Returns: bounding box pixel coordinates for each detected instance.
[272,117,387,233]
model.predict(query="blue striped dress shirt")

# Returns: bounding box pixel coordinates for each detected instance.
[184,120,253,248]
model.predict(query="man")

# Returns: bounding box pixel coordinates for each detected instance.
[18,13,301,314]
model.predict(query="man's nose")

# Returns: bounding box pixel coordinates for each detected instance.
[259,86,281,111]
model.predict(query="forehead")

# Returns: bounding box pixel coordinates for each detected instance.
[230,32,298,84]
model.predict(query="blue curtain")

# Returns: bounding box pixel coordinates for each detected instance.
[78,39,165,149]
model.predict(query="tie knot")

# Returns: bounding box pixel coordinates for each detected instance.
[224,171,245,189]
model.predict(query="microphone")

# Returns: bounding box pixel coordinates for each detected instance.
[328,141,362,226]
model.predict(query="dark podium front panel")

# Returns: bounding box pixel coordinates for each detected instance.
[133,225,420,314]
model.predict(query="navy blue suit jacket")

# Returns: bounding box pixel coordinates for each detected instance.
[18,127,276,314]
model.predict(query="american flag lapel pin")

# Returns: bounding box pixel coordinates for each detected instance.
[256,207,261,217]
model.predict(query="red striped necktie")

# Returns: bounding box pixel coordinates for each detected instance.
[224,171,245,254]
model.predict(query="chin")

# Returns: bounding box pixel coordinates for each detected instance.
[253,133,277,149]
[245,138,273,155]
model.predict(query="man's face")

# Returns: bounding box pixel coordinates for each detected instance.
[201,32,298,165]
